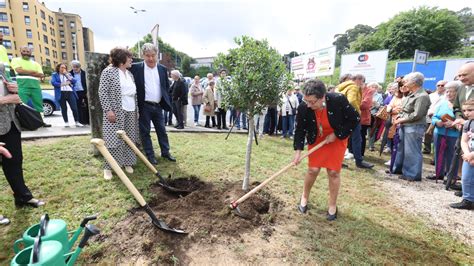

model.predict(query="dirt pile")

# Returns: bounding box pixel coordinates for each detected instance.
[97,176,283,264]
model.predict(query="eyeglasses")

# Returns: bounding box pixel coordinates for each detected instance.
[437,85,445,87]
[304,97,323,105]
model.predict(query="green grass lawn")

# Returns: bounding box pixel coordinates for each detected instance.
[0,133,473,264]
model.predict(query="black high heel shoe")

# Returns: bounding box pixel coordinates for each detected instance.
[297,204,308,214]
[15,198,45,208]
[326,207,337,221]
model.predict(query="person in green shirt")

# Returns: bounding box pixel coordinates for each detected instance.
[0,32,11,80]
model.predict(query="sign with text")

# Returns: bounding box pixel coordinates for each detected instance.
[340,50,389,83]
[291,46,336,79]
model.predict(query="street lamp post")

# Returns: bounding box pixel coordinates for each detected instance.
[130,6,146,56]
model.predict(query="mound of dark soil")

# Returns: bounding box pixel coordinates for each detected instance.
[97,177,283,264]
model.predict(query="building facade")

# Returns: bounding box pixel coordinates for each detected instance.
[0,0,94,69]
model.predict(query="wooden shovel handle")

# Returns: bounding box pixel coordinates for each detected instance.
[90,138,146,207]
[116,130,158,174]
[232,139,328,208]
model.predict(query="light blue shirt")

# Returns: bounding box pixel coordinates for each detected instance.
[73,72,83,91]
[431,99,459,138]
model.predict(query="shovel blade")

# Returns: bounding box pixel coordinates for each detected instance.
[144,204,187,234]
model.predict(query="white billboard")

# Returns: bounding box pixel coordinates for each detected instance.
[340,50,389,83]
[291,46,336,79]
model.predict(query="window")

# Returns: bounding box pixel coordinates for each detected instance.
[60,30,64,38]
[2,40,12,49]
[27,42,33,49]
[69,21,75,28]
[51,40,56,47]
[53,51,57,59]
[45,59,51,67]
[58,19,63,26]
[49,16,54,25]
[62,52,67,60]
[45,47,49,56]
[0,12,8,22]
[43,35,48,44]
[0,0,6,8]
[38,45,41,53]
[42,22,46,31]
[26,29,32,39]
[24,16,30,25]
[0,26,10,36]
[40,10,45,19]
[22,2,28,11]
[50,27,54,36]
[61,41,65,48]
[71,32,76,40]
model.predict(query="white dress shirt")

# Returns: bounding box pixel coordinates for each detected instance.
[144,64,161,103]
[119,70,136,111]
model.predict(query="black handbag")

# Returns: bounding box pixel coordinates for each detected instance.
[15,104,44,131]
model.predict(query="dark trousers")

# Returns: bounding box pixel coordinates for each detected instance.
[216,108,227,129]
[139,102,171,159]
[172,100,184,127]
[264,107,278,135]
[361,124,370,157]
[423,123,432,153]
[59,91,79,123]
[0,123,33,202]
[205,116,216,127]
[76,90,89,125]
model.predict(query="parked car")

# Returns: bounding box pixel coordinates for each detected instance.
[26,91,60,116]
[41,91,60,116]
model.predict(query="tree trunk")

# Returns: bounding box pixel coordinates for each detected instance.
[242,116,254,191]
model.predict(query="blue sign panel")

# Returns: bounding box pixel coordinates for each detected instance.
[395,60,447,91]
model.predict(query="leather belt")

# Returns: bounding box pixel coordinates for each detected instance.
[145,101,160,106]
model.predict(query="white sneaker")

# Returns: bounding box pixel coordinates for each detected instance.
[384,160,391,166]
[125,166,133,174]
[104,169,112,180]
[64,122,70,128]
[383,147,391,153]
[0,215,10,225]
[259,133,264,139]
[75,122,84,127]
[194,122,199,126]
[344,153,354,160]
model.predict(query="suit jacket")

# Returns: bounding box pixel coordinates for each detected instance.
[293,93,360,151]
[130,62,172,112]
[171,78,187,103]
[453,85,474,119]
[70,69,87,92]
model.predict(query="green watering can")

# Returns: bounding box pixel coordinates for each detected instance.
[13,214,97,255]
[11,223,100,265]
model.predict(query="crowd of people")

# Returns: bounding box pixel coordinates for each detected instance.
[1,41,473,226]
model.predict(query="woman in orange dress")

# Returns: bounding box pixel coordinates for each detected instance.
[293,79,360,220]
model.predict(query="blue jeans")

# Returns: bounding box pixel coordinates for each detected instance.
[351,123,363,163]
[235,111,247,129]
[462,161,474,202]
[433,134,457,177]
[392,124,425,180]
[192,105,201,123]
[139,102,171,159]
[282,115,295,137]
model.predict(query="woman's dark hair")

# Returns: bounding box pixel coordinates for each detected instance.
[55,63,66,73]
[109,47,132,67]
[303,79,326,99]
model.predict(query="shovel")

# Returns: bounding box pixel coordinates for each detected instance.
[91,138,186,234]
[230,139,328,213]
[116,130,191,195]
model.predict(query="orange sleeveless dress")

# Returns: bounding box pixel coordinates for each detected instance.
[308,108,348,172]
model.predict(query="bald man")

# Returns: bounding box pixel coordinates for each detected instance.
[454,62,474,121]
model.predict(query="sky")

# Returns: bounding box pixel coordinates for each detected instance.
[41,0,472,58]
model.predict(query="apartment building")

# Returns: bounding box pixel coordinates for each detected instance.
[0,0,94,69]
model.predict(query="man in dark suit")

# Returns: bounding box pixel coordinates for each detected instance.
[170,70,186,129]
[130,43,176,164]
[70,60,89,125]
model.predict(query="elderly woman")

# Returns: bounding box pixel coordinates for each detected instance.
[293,79,359,220]
[190,75,203,126]
[51,63,82,128]
[202,80,217,128]
[99,47,139,179]
[70,60,89,125]
[427,81,461,180]
[0,77,45,214]
[392,72,431,181]
[170,70,186,129]
[279,88,299,139]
